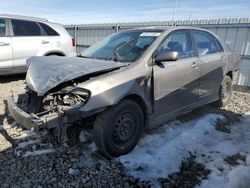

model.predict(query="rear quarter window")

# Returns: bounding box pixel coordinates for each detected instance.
[215,38,224,52]
[12,19,42,36]
[39,23,59,36]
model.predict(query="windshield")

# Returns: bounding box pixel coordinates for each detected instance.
[81,31,162,63]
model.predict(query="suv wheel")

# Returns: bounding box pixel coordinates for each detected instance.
[93,100,144,157]
[214,75,232,107]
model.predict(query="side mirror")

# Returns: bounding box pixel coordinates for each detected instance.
[155,51,179,63]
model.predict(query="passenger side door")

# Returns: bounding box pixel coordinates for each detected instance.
[0,18,13,74]
[10,19,45,73]
[191,30,225,100]
[153,30,200,118]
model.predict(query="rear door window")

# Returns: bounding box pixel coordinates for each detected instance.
[192,30,222,56]
[11,19,42,36]
[39,23,59,36]
[0,19,6,37]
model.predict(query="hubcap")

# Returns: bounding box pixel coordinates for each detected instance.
[112,112,136,147]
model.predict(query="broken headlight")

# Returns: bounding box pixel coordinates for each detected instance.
[43,87,90,111]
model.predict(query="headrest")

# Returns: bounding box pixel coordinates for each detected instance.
[167,41,183,53]
[197,42,211,49]
[167,41,180,48]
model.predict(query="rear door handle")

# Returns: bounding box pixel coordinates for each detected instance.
[0,42,10,46]
[191,62,198,68]
[41,40,50,44]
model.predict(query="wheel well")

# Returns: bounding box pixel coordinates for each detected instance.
[123,94,148,127]
[45,52,65,56]
[226,71,233,80]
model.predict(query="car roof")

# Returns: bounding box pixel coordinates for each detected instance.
[118,26,228,51]
[0,14,58,24]
[126,26,210,32]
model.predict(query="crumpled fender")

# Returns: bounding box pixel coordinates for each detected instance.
[77,74,152,115]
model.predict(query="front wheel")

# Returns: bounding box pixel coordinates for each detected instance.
[214,75,232,107]
[93,100,144,157]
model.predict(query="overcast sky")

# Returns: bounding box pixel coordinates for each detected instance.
[0,0,249,24]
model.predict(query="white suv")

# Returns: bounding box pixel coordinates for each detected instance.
[0,14,76,75]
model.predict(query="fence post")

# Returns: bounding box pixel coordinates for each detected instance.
[74,26,77,53]
[74,26,77,41]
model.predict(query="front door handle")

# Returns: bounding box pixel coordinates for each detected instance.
[41,40,50,44]
[0,42,10,46]
[191,62,198,68]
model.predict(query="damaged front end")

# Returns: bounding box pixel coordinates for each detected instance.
[7,56,127,140]
[7,86,90,137]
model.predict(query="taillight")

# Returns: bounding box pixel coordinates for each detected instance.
[72,38,76,47]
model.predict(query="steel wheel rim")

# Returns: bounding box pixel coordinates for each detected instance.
[112,112,136,148]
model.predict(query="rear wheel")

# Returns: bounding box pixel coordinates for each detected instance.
[214,75,232,107]
[93,100,144,157]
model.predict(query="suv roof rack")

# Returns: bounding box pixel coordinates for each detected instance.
[0,14,48,22]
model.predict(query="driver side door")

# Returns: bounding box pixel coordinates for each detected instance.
[153,30,200,121]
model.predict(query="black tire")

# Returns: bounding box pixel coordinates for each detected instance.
[93,100,144,158]
[214,75,232,107]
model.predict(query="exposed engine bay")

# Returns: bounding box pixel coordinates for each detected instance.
[42,86,89,112]
[24,85,89,113]
[11,84,91,142]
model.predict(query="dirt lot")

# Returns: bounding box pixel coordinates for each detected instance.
[0,75,250,188]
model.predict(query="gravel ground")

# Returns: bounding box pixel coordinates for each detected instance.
[0,75,250,188]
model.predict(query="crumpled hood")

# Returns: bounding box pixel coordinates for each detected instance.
[26,56,126,95]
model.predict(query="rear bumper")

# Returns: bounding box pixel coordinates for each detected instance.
[7,96,61,130]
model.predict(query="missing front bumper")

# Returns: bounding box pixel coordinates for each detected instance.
[7,96,62,131]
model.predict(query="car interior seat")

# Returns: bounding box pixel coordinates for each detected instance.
[167,41,183,55]
[197,41,211,55]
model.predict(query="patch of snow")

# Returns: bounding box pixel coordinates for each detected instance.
[115,112,250,188]
[17,130,37,139]
[246,154,250,166]
[227,166,250,188]
[78,143,103,168]
[68,168,80,175]
[2,122,17,129]
[14,150,21,157]
[16,139,41,149]
[118,114,224,180]
[201,165,250,188]
[79,130,89,143]
[199,112,250,188]
[23,149,55,157]
[0,122,18,129]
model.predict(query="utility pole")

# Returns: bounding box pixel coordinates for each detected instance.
[172,0,177,26]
